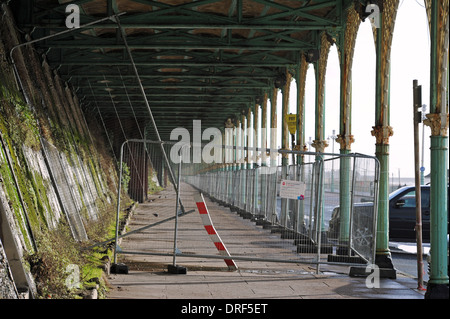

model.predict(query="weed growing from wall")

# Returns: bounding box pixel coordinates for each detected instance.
[25,222,83,298]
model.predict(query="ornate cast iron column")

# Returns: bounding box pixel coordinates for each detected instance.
[280,70,291,227]
[253,101,259,169]
[312,32,331,154]
[270,87,278,168]
[424,0,449,299]
[296,54,308,158]
[261,92,269,166]
[281,70,292,167]
[335,4,360,249]
[295,55,308,232]
[371,0,399,272]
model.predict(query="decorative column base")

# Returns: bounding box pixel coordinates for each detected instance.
[346,251,397,279]
[375,253,395,269]
[425,283,449,299]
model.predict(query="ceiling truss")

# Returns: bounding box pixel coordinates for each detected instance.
[12,0,353,139]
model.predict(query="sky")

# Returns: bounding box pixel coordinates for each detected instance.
[286,0,446,179]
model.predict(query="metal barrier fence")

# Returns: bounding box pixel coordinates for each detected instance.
[185,150,380,270]
[108,140,379,273]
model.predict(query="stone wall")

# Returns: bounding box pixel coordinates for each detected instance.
[0,4,126,298]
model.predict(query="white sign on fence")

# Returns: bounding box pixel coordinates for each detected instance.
[279,180,306,200]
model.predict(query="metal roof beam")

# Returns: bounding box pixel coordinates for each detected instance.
[40,40,312,51]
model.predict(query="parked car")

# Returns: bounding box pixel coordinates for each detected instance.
[328,185,449,242]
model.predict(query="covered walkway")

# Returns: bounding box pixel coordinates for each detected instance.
[107,183,424,299]
[0,0,447,299]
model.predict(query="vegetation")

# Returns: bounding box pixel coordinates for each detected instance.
[0,52,131,298]
[148,169,163,195]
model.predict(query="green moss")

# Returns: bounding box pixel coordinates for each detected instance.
[87,158,105,196]
[1,55,133,299]
[0,124,35,251]
[120,162,131,193]
[148,169,164,195]
[0,85,40,151]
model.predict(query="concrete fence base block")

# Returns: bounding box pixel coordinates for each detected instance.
[110,263,129,274]
[167,264,187,274]
[425,283,449,299]
[327,255,367,264]
[349,266,397,279]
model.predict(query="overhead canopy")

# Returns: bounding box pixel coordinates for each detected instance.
[12,0,364,140]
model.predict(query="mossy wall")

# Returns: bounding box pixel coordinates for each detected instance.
[0,5,130,298]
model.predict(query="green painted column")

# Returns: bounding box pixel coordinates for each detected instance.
[280,71,291,227]
[240,115,247,208]
[246,107,254,214]
[424,0,449,299]
[261,92,268,167]
[233,120,238,171]
[225,119,234,202]
[234,119,241,210]
[241,114,247,171]
[374,142,391,261]
[337,148,352,247]
[269,87,279,223]
[281,71,291,167]
[311,33,331,155]
[312,33,331,237]
[269,87,278,168]
[260,93,268,214]
[247,108,253,170]
[336,5,360,249]
[295,56,308,232]
[253,103,259,215]
[428,136,449,281]
[253,103,259,169]
[371,0,399,271]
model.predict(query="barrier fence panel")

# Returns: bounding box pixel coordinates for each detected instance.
[109,140,379,273]
[184,148,379,270]
[322,154,380,265]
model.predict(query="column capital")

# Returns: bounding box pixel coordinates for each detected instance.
[371,125,394,145]
[224,118,235,128]
[292,144,302,152]
[312,139,329,153]
[424,113,449,137]
[336,134,355,151]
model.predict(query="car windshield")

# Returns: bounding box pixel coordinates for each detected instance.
[389,187,411,199]
[389,186,428,198]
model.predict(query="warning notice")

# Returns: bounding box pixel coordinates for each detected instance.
[285,114,297,135]
[279,180,306,200]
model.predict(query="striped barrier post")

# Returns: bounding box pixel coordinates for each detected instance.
[194,193,238,271]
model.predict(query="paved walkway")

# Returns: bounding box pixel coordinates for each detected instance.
[106,183,425,300]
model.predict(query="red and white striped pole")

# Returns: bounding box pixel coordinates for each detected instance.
[194,193,238,270]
